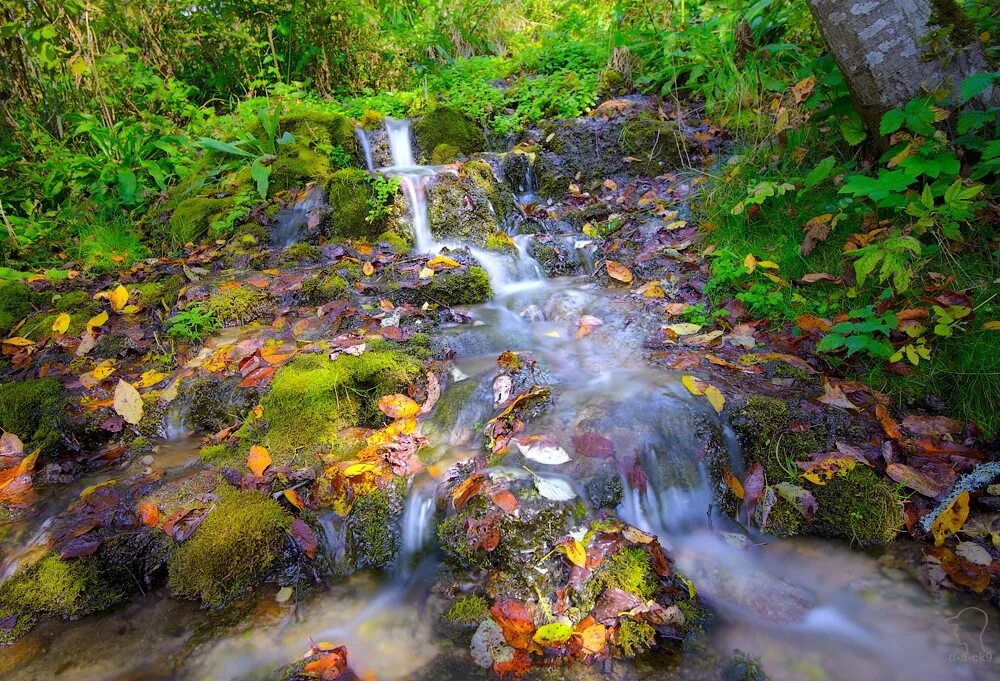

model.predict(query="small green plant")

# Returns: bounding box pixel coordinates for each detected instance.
[816,305,898,359]
[365,175,400,224]
[197,107,296,199]
[846,230,922,293]
[167,304,220,343]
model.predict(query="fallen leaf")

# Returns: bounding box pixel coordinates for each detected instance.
[571,432,615,458]
[722,466,744,499]
[112,379,143,425]
[533,622,573,647]
[703,385,725,412]
[515,439,570,465]
[801,457,856,485]
[362,261,375,276]
[577,622,607,654]
[533,474,576,501]
[818,382,857,410]
[378,394,420,419]
[109,284,129,312]
[931,492,970,547]
[427,255,460,269]
[87,311,109,332]
[558,537,587,567]
[681,374,706,395]
[138,501,160,527]
[491,599,535,649]
[744,253,757,273]
[284,488,305,510]
[886,463,947,498]
[291,518,319,559]
[52,313,71,334]
[664,323,702,336]
[247,444,272,477]
[605,260,633,284]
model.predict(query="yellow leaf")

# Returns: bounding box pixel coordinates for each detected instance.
[419,267,435,279]
[52,313,71,335]
[427,255,460,269]
[664,323,702,336]
[121,304,140,315]
[252,404,264,419]
[344,462,380,476]
[283,488,305,510]
[757,260,779,270]
[362,261,375,276]
[109,284,129,312]
[722,466,744,500]
[87,311,109,331]
[763,272,787,286]
[578,623,607,654]
[704,385,725,413]
[533,622,573,646]
[16,448,40,475]
[377,393,420,419]
[560,538,587,567]
[983,321,1000,331]
[605,260,633,284]
[801,457,856,485]
[2,337,34,347]
[92,359,117,380]
[931,491,970,547]
[681,375,705,396]
[112,379,143,425]
[744,253,757,273]
[247,445,272,477]
[134,370,169,389]
[641,284,665,298]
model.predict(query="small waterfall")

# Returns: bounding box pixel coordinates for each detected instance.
[397,482,436,574]
[383,118,436,253]
[468,246,545,296]
[271,185,327,247]
[162,399,191,440]
[355,126,375,172]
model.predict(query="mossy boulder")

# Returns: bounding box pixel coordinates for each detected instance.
[729,396,825,483]
[205,285,270,326]
[260,349,422,464]
[186,374,257,433]
[325,169,382,240]
[427,169,506,246]
[808,467,904,546]
[431,143,460,165]
[0,281,35,335]
[299,272,348,305]
[413,107,485,163]
[413,266,493,307]
[0,377,65,455]
[619,118,688,175]
[167,489,292,605]
[0,553,126,643]
[169,196,236,247]
[268,111,360,193]
[344,480,405,571]
[281,242,321,265]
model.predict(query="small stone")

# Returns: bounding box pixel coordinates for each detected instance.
[141,455,155,466]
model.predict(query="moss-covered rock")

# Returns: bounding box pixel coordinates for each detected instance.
[413,107,484,163]
[205,285,270,326]
[619,118,687,175]
[325,169,380,240]
[186,374,257,433]
[344,481,404,571]
[729,396,825,482]
[0,281,34,335]
[427,173,501,245]
[484,232,517,254]
[169,196,236,247]
[260,349,422,464]
[0,377,65,455]
[52,289,94,313]
[268,111,360,193]
[0,553,126,643]
[133,275,183,310]
[414,266,493,307]
[360,109,384,131]
[809,467,904,546]
[23,310,91,341]
[445,594,490,625]
[430,143,460,164]
[167,489,292,605]
[281,242,321,265]
[299,273,348,305]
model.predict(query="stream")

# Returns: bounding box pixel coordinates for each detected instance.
[2,120,999,681]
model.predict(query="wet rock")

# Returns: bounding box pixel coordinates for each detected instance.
[427,164,511,246]
[0,377,66,456]
[185,374,257,433]
[344,478,405,572]
[585,467,624,509]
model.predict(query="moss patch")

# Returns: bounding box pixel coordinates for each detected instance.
[416,266,493,307]
[260,349,422,464]
[167,489,292,605]
[809,467,904,546]
[169,196,236,247]
[206,286,270,326]
[299,273,348,305]
[268,111,360,193]
[0,553,125,643]
[344,482,403,571]
[615,618,655,658]
[445,595,490,625]
[326,169,379,240]
[0,377,65,455]
[431,143,460,164]
[413,107,485,162]
[619,118,687,175]
[0,281,34,335]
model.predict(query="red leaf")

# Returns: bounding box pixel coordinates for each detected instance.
[571,432,616,458]
[291,518,319,559]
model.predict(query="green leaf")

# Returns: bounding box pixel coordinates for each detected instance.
[803,156,836,189]
[853,248,882,287]
[117,167,137,202]
[879,108,905,135]
[960,72,996,103]
[197,137,254,158]
[839,112,868,145]
[250,158,271,199]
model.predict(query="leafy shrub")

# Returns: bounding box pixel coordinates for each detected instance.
[167,305,220,343]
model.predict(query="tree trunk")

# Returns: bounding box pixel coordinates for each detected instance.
[806,0,996,136]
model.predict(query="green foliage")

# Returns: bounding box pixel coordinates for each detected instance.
[846,232,921,292]
[446,595,490,625]
[167,490,292,605]
[197,107,296,199]
[77,222,148,273]
[366,175,400,224]
[815,306,898,359]
[167,304,221,343]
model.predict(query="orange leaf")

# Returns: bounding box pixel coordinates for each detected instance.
[138,501,160,527]
[283,488,305,510]
[722,466,744,499]
[605,260,633,284]
[109,284,129,312]
[247,445,272,477]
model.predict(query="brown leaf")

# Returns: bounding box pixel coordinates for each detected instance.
[452,473,485,511]
[571,432,615,458]
[303,645,348,680]
[491,489,519,513]
[886,463,947,498]
[800,213,833,256]
[875,403,903,441]
[491,599,535,649]
[818,382,857,410]
[722,466,744,499]
[605,260,633,284]
[291,518,319,559]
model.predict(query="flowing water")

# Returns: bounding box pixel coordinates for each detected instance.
[3,121,999,681]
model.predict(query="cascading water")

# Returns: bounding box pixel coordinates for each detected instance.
[382,117,436,253]
[271,184,327,247]
[355,126,375,172]
[396,480,437,574]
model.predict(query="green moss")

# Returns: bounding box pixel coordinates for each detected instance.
[418,266,493,306]
[0,553,125,643]
[597,68,626,98]
[199,443,237,465]
[282,242,321,265]
[730,396,825,482]
[206,286,270,325]
[413,107,484,162]
[52,289,94,313]
[484,232,517,254]
[759,497,804,537]
[809,467,904,546]
[345,483,402,571]
[24,311,90,341]
[326,169,379,240]
[167,489,292,605]
[360,109,384,131]
[169,196,236,247]
[0,378,65,454]
[465,160,512,220]
[377,230,409,252]
[615,618,655,658]
[446,595,490,625]
[619,118,686,175]
[131,435,150,450]
[431,143,460,164]
[600,547,658,599]
[134,275,183,309]
[267,111,360,192]
[300,273,348,305]
[261,349,422,464]
[0,281,34,335]
[929,0,976,47]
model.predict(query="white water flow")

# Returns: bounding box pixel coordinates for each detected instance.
[397,479,437,574]
[383,117,436,253]
[354,126,375,172]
